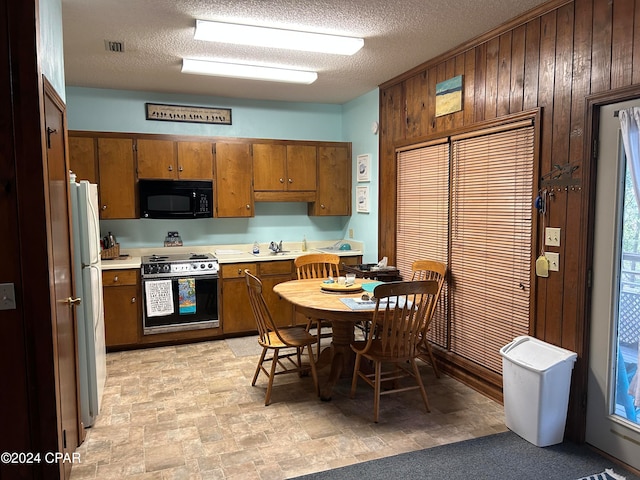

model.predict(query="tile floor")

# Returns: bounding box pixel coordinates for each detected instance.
[70,338,507,479]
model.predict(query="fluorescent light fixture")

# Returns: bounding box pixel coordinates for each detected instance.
[182,58,318,84]
[194,20,364,55]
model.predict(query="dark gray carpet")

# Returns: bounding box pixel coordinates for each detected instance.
[291,431,640,480]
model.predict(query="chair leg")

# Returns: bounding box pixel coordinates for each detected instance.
[252,347,268,386]
[410,358,430,413]
[306,344,319,396]
[264,348,280,406]
[350,353,362,398]
[305,317,321,360]
[424,340,440,378]
[373,360,382,423]
[315,320,322,360]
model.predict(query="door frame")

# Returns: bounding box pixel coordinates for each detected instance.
[582,84,640,443]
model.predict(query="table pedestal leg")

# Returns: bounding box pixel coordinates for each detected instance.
[320,321,355,401]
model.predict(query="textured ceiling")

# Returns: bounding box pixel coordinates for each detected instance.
[61,0,549,104]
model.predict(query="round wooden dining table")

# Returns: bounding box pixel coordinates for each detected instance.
[273,278,380,400]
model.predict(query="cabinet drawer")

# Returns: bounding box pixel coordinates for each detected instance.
[221,263,257,279]
[259,260,293,276]
[102,269,138,286]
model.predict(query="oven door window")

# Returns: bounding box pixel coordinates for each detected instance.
[143,276,218,333]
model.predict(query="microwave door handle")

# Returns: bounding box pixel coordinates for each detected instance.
[192,190,197,217]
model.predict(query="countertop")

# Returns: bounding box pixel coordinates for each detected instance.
[100,240,364,271]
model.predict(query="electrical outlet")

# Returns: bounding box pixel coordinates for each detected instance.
[545,252,560,271]
[349,228,354,238]
[545,227,561,247]
[0,283,16,310]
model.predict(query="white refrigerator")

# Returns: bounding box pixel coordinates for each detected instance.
[70,179,107,428]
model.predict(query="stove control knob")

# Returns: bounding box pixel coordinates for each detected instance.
[208,263,213,269]
[200,263,206,269]
[161,264,170,273]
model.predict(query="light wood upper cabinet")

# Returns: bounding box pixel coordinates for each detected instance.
[214,142,254,217]
[97,138,137,219]
[68,136,98,183]
[177,141,213,179]
[253,144,316,201]
[310,145,351,216]
[137,139,213,179]
[137,139,175,179]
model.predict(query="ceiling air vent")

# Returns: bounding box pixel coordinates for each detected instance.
[104,40,125,53]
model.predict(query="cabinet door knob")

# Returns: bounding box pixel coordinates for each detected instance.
[288,178,293,183]
[320,204,326,209]
[179,166,183,172]
[246,204,251,209]
[168,165,173,171]
[131,297,136,303]
[102,205,107,210]
[237,268,242,275]
[279,178,284,183]
[113,276,119,283]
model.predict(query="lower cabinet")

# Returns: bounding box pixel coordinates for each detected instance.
[102,269,141,349]
[221,260,295,335]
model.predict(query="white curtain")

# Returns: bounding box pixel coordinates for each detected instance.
[619,108,640,209]
[619,108,640,406]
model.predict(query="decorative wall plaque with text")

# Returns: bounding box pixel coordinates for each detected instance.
[145,103,232,125]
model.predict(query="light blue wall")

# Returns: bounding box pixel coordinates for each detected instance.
[343,89,380,263]
[39,0,65,101]
[66,87,379,257]
[66,87,343,140]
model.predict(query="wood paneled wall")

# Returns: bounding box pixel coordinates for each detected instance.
[378,0,640,440]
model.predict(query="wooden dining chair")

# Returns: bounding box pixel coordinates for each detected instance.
[411,260,447,378]
[245,270,319,406]
[350,280,441,422]
[294,253,340,359]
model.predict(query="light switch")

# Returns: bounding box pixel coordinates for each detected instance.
[545,227,561,247]
[0,283,16,310]
[545,252,560,271]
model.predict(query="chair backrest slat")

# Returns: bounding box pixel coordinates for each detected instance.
[245,270,279,345]
[295,253,340,280]
[368,280,440,358]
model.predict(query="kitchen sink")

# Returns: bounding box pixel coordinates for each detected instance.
[250,250,305,257]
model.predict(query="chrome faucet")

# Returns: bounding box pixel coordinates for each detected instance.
[269,240,283,253]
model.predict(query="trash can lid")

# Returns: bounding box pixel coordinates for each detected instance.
[500,336,577,372]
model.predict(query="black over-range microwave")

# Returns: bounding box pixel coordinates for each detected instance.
[139,179,213,219]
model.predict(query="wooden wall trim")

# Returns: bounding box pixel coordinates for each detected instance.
[68,130,350,148]
[380,0,573,90]
[378,0,640,442]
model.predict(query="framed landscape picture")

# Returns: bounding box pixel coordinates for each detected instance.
[435,75,463,117]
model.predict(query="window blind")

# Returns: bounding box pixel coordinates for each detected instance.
[450,125,534,373]
[397,140,450,348]
[395,121,534,375]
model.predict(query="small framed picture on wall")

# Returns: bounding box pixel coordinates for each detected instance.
[356,186,370,213]
[357,154,371,182]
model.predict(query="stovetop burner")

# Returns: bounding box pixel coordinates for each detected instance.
[142,253,216,264]
[147,254,169,263]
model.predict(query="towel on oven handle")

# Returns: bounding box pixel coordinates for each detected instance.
[145,279,174,317]
[178,278,196,315]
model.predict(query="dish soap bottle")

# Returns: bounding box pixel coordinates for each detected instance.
[252,241,260,254]
[302,235,307,252]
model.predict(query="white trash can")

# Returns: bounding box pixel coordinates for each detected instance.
[499,336,577,447]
